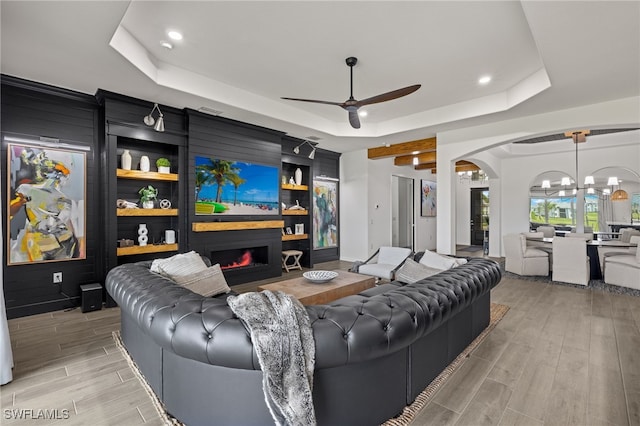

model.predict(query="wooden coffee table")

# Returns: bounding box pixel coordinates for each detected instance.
[258,271,375,305]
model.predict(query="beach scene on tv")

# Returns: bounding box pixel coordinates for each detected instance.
[195,156,279,215]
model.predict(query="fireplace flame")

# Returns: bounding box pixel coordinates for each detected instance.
[221,250,253,270]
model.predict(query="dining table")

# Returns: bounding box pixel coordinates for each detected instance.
[529,237,637,280]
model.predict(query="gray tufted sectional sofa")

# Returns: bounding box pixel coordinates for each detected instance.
[106,256,501,426]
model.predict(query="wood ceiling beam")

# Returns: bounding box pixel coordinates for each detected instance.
[423,162,481,174]
[394,151,437,166]
[368,137,437,159]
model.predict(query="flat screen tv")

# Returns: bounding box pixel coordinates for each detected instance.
[195,156,279,215]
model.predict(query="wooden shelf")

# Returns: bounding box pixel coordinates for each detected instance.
[117,169,178,181]
[117,208,178,217]
[192,220,285,232]
[282,234,308,241]
[281,183,308,191]
[117,243,178,256]
[283,209,308,216]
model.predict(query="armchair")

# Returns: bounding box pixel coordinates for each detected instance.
[355,246,412,280]
[604,244,640,290]
[503,234,549,276]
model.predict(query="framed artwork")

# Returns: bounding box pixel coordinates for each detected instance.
[295,223,304,235]
[421,179,437,217]
[313,179,338,249]
[285,227,293,235]
[7,144,86,265]
[195,156,279,215]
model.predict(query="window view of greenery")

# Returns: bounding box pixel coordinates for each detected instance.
[633,194,640,222]
[530,195,600,231]
[481,190,490,231]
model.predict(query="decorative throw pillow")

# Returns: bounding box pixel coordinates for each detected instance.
[454,257,468,266]
[150,250,208,279]
[396,258,443,284]
[418,249,459,270]
[173,264,231,297]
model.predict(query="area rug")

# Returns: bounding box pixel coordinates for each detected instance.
[457,245,484,252]
[113,302,510,426]
[502,270,640,297]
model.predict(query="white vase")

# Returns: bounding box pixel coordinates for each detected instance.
[121,149,132,170]
[294,168,302,186]
[138,224,148,247]
[140,155,150,172]
[158,166,170,174]
[165,229,175,244]
[142,200,154,209]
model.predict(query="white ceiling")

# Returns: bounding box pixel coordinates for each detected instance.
[1,1,639,154]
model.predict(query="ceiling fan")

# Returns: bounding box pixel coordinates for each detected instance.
[281,57,421,129]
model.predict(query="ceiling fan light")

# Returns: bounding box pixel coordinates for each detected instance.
[584,175,595,185]
[611,189,629,201]
[541,180,551,189]
[607,176,619,186]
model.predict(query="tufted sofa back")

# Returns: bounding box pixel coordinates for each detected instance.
[106,257,501,371]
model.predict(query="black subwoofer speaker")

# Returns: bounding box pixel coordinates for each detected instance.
[80,283,103,313]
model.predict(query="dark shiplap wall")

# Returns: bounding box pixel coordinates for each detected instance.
[186,110,285,283]
[1,78,342,315]
[1,76,101,318]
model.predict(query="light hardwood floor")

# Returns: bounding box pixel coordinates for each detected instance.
[2,256,639,425]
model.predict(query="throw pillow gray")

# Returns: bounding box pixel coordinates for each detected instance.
[395,258,442,284]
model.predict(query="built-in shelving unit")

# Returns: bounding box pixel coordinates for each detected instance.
[102,108,185,271]
[281,160,312,267]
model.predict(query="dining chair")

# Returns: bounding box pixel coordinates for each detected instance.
[604,244,640,290]
[552,237,590,285]
[536,226,556,238]
[503,233,549,276]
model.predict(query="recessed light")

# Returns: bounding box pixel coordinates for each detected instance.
[160,41,173,49]
[478,75,492,85]
[168,30,183,41]
[412,151,420,155]
[358,110,368,117]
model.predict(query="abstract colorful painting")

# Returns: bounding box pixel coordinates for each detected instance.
[421,180,437,217]
[7,144,86,265]
[313,179,338,249]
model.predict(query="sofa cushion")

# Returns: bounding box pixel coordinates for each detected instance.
[150,250,208,279]
[418,250,458,270]
[173,264,231,297]
[396,258,443,284]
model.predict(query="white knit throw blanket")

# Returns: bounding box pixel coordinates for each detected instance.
[228,290,316,426]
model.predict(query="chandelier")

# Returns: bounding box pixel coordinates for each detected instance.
[539,130,628,201]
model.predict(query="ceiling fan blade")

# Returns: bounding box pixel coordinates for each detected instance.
[348,110,361,129]
[280,97,344,107]
[356,84,421,107]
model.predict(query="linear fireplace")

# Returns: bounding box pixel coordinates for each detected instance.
[210,246,269,271]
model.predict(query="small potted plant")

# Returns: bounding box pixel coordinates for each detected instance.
[138,185,158,209]
[156,158,171,174]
